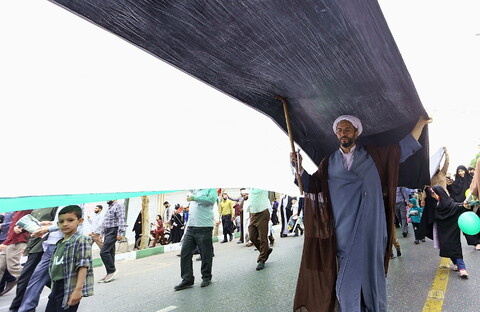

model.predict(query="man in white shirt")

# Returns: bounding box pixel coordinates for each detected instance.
[88,204,104,248]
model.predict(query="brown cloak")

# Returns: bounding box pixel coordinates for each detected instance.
[293,144,400,312]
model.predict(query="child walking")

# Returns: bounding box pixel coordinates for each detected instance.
[430,186,469,279]
[46,205,94,311]
[407,198,424,244]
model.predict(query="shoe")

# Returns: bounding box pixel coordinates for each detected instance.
[246,242,253,247]
[280,234,287,238]
[269,238,275,246]
[174,280,194,291]
[0,280,17,296]
[414,240,419,244]
[475,244,480,251]
[200,280,211,287]
[220,239,228,243]
[452,264,459,271]
[265,248,273,262]
[256,261,265,271]
[104,270,118,283]
[98,276,107,283]
[421,239,426,242]
[396,250,401,257]
[237,240,244,244]
[402,232,408,238]
[459,269,469,279]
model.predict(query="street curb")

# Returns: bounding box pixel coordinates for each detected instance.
[92,232,238,268]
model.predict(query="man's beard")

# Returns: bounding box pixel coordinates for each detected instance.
[340,137,354,148]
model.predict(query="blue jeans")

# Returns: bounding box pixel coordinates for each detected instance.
[18,244,56,312]
[451,258,466,270]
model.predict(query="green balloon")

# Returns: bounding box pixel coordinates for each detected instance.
[458,211,480,235]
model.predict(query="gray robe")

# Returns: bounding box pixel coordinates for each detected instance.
[328,135,420,311]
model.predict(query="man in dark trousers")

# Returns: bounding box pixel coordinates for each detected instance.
[99,199,126,283]
[8,207,57,310]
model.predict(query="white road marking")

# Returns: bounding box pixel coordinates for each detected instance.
[156,306,177,312]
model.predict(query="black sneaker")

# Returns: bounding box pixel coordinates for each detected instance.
[256,262,265,271]
[396,250,402,257]
[402,232,408,238]
[174,280,194,291]
[200,280,211,287]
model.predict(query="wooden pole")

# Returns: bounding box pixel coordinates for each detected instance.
[275,95,304,194]
[140,196,150,249]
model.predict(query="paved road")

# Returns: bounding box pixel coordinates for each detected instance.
[0,226,479,311]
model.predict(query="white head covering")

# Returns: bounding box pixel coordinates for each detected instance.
[332,115,363,136]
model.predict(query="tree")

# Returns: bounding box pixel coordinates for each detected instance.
[470,150,480,168]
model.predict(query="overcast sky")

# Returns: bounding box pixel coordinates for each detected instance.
[1,1,479,198]
[379,0,480,170]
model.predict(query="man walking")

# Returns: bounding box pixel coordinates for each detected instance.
[218,193,234,243]
[0,210,32,285]
[174,189,217,290]
[243,189,273,270]
[8,207,57,310]
[163,201,172,231]
[228,189,246,244]
[88,204,104,249]
[99,199,126,283]
[395,187,411,238]
[279,194,293,237]
[292,115,431,312]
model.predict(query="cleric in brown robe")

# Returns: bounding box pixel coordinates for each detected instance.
[292,115,431,312]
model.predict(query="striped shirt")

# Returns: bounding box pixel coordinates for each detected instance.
[101,201,126,236]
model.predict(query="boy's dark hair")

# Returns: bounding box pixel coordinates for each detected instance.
[96,205,103,210]
[59,205,83,219]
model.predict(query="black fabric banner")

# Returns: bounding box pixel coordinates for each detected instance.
[50,0,430,188]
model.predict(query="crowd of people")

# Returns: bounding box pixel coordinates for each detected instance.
[0,188,302,310]
[0,199,126,311]
[0,113,478,311]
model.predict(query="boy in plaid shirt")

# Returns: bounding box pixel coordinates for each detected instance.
[47,205,94,311]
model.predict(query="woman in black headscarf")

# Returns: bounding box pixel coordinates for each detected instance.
[447,165,473,202]
[446,165,479,248]
[431,185,469,278]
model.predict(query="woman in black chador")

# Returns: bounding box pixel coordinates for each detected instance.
[447,165,472,202]
[431,185,470,278]
[447,165,478,248]
[170,205,184,243]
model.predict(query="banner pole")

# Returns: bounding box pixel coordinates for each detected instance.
[275,95,304,195]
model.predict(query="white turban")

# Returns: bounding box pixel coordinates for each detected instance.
[332,115,363,136]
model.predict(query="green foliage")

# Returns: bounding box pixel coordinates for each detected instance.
[470,152,480,168]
